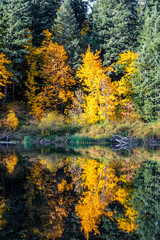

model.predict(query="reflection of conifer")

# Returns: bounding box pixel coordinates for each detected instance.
[132,161,160,240]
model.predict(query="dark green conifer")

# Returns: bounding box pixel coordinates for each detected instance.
[29,0,60,46]
[54,0,82,72]
[70,0,88,30]
[92,0,139,66]
[132,2,160,121]
[0,0,31,102]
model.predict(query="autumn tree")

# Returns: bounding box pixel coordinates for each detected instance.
[26,30,75,119]
[42,40,75,110]
[112,50,138,121]
[76,46,115,124]
[0,53,12,101]
[25,40,45,119]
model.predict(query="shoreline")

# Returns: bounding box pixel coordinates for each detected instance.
[0,132,160,149]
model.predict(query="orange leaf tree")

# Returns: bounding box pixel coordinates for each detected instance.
[0,53,12,100]
[25,31,75,119]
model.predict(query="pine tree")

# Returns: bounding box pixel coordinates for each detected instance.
[70,0,88,30]
[54,0,82,72]
[0,0,31,103]
[29,0,61,46]
[92,0,139,66]
[132,161,160,240]
[132,2,160,121]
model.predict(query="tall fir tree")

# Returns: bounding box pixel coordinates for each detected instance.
[91,0,139,66]
[0,0,31,103]
[70,0,88,30]
[132,161,160,240]
[132,1,160,121]
[54,0,83,72]
[29,0,61,46]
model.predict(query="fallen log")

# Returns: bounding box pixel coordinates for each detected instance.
[0,141,16,144]
[111,135,130,144]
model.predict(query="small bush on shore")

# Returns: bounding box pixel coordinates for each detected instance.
[0,110,19,130]
[38,111,65,136]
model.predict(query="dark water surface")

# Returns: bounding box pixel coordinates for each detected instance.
[0,145,160,240]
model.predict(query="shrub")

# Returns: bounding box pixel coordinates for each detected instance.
[2,110,19,130]
[38,111,65,135]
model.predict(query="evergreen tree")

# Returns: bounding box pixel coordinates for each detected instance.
[29,0,60,46]
[0,0,31,103]
[92,0,139,66]
[146,0,160,10]
[132,161,160,240]
[70,0,88,30]
[132,2,160,121]
[54,0,82,72]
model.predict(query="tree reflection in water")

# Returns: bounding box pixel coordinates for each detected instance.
[0,147,159,240]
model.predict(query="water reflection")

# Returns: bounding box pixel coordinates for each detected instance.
[0,146,159,239]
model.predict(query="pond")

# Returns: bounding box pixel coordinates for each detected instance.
[0,144,160,240]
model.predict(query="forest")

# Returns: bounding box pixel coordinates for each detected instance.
[0,0,160,136]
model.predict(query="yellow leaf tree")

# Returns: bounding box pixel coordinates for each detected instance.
[0,53,12,100]
[112,50,138,121]
[76,46,115,124]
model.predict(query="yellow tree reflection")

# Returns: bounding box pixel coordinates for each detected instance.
[75,158,138,239]
[1,153,18,174]
[24,158,74,240]
[0,188,7,230]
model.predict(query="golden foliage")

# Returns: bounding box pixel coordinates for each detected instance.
[1,153,18,173]
[24,159,74,240]
[39,111,65,135]
[81,19,90,37]
[75,158,138,239]
[0,53,12,99]
[112,50,138,121]
[1,110,19,130]
[0,197,7,230]
[41,41,75,109]
[76,46,115,124]
[25,30,75,119]
[25,43,44,119]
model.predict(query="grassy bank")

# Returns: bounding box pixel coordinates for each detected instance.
[77,120,160,140]
[0,108,160,145]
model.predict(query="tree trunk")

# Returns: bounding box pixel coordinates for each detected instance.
[2,83,7,105]
[12,81,15,100]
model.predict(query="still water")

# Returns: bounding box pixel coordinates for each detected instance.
[0,145,159,240]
